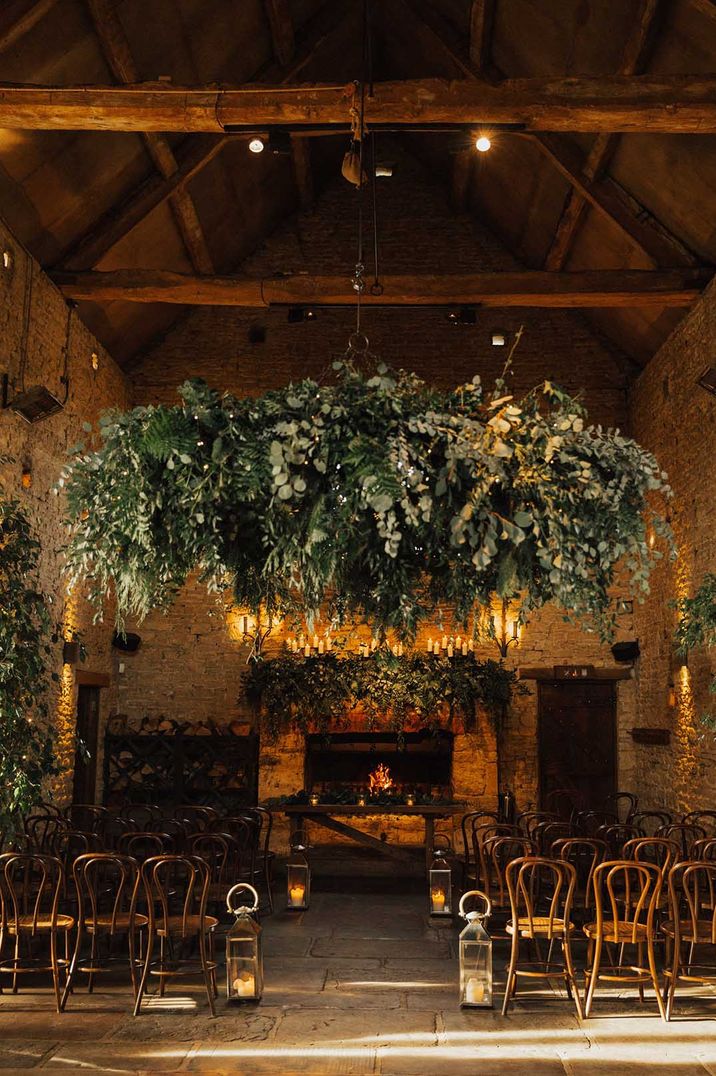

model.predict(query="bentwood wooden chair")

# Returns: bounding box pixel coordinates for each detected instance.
[134,855,218,1016]
[662,860,716,1019]
[603,792,639,823]
[61,853,146,1009]
[459,812,498,886]
[0,853,74,1012]
[583,859,665,1020]
[503,856,583,1018]
[693,837,716,862]
[631,811,673,837]
[681,810,716,836]
[482,835,536,916]
[472,824,519,893]
[657,823,707,860]
[552,838,606,922]
[244,807,275,914]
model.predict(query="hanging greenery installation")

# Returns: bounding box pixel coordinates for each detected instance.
[63,363,671,637]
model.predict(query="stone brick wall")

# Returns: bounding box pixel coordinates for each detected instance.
[0,222,129,805]
[629,278,716,814]
[118,149,646,839]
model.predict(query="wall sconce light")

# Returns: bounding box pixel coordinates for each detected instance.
[492,598,521,659]
[228,606,282,660]
[21,460,32,489]
[62,640,80,665]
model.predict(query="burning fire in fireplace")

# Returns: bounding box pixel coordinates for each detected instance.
[368,763,394,794]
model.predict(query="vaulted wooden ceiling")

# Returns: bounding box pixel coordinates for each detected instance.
[0,0,714,368]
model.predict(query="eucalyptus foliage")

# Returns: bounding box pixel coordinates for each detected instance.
[676,574,716,722]
[0,462,57,827]
[63,364,671,636]
[244,648,519,739]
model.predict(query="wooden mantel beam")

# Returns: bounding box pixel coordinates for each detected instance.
[2,77,716,133]
[51,268,711,307]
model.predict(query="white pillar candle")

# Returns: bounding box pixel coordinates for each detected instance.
[304,644,311,657]
[441,635,448,649]
[233,973,256,998]
[326,637,332,651]
[455,635,462,649]
[427,637,433,652]
[462,642,468,656]
[465,977,485,1004]
[447,644,454,658]
[318,640,324,654]
[313,634,319,649]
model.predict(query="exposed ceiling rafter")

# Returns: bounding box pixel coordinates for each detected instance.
[85,0,213,274]
[1,76,715,132]
[0,0,57,53]
[51,268,712,307]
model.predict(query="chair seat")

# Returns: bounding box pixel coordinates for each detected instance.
[507,916,574,937]
[6,914,74,932]
[156,915,218,936]
[662,919,716,943]
[584,920,651,942]
[87,913,148,931]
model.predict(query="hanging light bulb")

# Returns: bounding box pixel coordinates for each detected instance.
[248,137,265,154]
[475,135,492,153]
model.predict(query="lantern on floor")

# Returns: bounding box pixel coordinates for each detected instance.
[225,883,263,1002]
[428,834,453,917]
[286,829,310,911]
[458,890,493,1008]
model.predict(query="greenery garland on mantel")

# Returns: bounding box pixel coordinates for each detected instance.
[0,460,57,827]
[244,647,520,740]
[62,363,671,638]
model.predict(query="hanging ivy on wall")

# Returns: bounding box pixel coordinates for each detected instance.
[63,363,671,638]
[244,648,520,739]
[0,460,57,829]
[676,574,716,724]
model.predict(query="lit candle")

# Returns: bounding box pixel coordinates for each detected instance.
[406,794,415,807]
[299,633,305,647]
[313,634,319,649]
[304,644,311,657]
[318,640,324,654]
[427,637,433,652]
[468,638,474,651]
[431,888,446,913]
[288,883,306,907]
[326,637,332,651]
[432,641,440,654]
[447,643,454,658]
[398,642,404,656]
[455,635,462,649]
[462,642,468,656]
[371,638,378,651]
[465,977,485,1004]
[441,635,448,649]
[310,793,320,806]
[358,794,366,807]
[233,972,256,998]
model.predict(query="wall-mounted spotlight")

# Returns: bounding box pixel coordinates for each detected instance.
[447,306,477,326]
[491,332,506,346]
[698,366,716,396]
[475,135,492,153]
[248,136,265,154]
[287,306,317,324]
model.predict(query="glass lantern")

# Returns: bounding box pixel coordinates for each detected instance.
[225,883,263,1002]
[287,830,310,911]
[429,834,453,917]
[458,890,493,1008]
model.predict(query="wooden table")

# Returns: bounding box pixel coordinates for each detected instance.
[281,803,466,870]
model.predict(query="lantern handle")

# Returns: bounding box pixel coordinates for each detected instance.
[226,882,260,916]
[458,889,492,921]
[432,832,453,855]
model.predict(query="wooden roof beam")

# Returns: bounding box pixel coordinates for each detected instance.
[1,77,716,132]
[545,0,665,269]
[51,268,711,307]
[469,0,498,79]
[264,0,295,67]
[85,0,213,274]
[0,0,58,53]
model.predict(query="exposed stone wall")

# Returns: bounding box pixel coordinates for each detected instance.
[629,278,716,814]
[0,222,129,806]
[118,149,645,837]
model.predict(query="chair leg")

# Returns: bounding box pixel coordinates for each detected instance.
[159,937,166,998]
[198,930,216,1018]
[637,943,645,1003]
[585,937,602,1018]
[133,928,154,1017]
[128,927,139,999]
[50,930,61,1014]
[563,937,584,1020]
[501,930,519,1016]
[60,922,83,1012]
[647,934,666,1022]
[665,938,680,1021]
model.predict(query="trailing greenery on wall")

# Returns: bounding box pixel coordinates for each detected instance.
[63,364,670,637]
[676,574,716,722]
[244,648,519,739]
[0,462,57,828]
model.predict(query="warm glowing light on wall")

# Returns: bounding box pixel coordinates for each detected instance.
[491,597,522,659]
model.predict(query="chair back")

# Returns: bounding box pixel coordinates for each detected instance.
[72,852,142,935]
[141,854,212,939]
[532,820,572,854]
[156,818,189,851]
[0,852,64,932]
[681,810,716,836]
[623,836,680,877]
[656,822,707,859]
[552,837,606,909]
[472,823,519,888]
[118,831,172,861]
[483,835,535,906]
[23,814,68,854]
[117,804,161,830]
[97,814,132,849]
[603,791,638,822]
[667,860,716,944]
[173,805,215,832]
[506,855,577,938]
[590,859,662,943]
[598,822,643,857]
[516,811,556,838]
[243,807,273,861]
[544,788,582,820]
[575,810,618,836]
[54,829,98,873]
[64,805,110,832]
[693,837,716,862]
[631,810,673,836]
[189,832,232,890]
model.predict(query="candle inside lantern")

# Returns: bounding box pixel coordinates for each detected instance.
[406,794,415,807]
[232,972,256,998]
[288,883,306,907]
[465,977,485,1004]
[431,888,446,914]
[358,794,366,807]
[310,793,319,806]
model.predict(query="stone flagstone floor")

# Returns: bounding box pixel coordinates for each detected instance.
[1,886,716,1074]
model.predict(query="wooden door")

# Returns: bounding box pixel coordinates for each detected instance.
[538,681,616,813]
[72,685,100,804]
